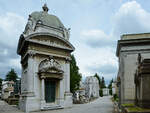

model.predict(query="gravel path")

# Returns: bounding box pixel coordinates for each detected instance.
[0,100,23,113]
[0,96,114,113]
[33,96,114,113]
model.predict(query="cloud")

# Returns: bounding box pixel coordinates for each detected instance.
[113,1,150,37]
[0,43,21,78]
[0,12,25,78]
[87,64,117,75]
[80,29,116,48]
[0,12,26,47]
[78,0,150,82]
[74,44,118,83]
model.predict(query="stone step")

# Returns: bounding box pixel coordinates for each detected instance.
[42,105,63,110]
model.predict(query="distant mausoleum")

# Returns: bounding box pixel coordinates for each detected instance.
[1,81,14,99]
[84,76,99,98]
[102,88,109,96]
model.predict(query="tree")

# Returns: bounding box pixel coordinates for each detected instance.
[101,77,106,88]
[5,69,18,82]
[108,78,113,95]
[0,77,3,90]
[70,55,82,93]
[94,73,101,96]
[94,73,101,86]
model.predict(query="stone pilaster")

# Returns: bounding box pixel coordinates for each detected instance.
[40,77,46,109]
[59,79,64,107]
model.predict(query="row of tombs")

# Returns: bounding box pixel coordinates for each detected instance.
[116,33,150,109]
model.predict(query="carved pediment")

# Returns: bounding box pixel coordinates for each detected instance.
[39,58,63,74]
[28,35,74,51]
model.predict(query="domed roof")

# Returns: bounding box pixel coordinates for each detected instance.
[30,4,64,29]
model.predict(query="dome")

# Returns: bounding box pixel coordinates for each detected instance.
[23,4,70,41]
[30,5,64,29]
[30,12,64,29]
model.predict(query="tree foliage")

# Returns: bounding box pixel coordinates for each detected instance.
[101,76,106,88]
[0,77,3,90]
[94,73,101,86]
[99,89,103,97]
[108,78,113,89]
[70,55,82,93]
[108,78,113,95]
[94,73,106,96]
[94,73,106,89]
[5,69,18,82]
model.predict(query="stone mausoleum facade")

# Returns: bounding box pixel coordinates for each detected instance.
[17,4,74,112]
[116,33,150,106]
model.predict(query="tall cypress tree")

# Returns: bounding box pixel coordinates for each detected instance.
[70,55,82,93]
[0,77,3,90]
[108,78,113,95]
[101,76,106,88]
[94,73,101,87]
[5,68,18,82]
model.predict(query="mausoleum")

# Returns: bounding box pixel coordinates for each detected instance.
[116,33,150,106]
[84,76,99,98]
[17,4,74,112]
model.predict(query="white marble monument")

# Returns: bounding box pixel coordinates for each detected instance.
[85,76,99,98]
[17,4,75,112]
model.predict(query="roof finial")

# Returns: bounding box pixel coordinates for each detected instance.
[42,3,49,12]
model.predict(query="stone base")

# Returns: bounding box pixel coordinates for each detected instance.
[137,100,150,108]
[19,96,40,112]
[64,92,73,108]
[40,100,46,110]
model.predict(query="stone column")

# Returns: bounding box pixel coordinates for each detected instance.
[41,77,45,109]
[41,78,45,100]
[64,59,72,107]
[65,60,70,93]
[59,79,64,106]
[26,51,36,96]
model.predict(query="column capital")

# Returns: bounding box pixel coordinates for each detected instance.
[28,51,36,58]
[41,76,46,79]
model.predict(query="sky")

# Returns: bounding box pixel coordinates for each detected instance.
[1,0,150,84]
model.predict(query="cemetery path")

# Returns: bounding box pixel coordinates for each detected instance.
[0,96,114,113]
[34,96,114,113]
[0,100,23,113]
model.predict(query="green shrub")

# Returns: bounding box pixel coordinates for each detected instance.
[113,94,118,101]
[100,89,103,97]
[109,89,112,95]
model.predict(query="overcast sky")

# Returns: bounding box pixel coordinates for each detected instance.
[0,0,150,84]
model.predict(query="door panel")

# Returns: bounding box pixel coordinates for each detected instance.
[45,80,56,103]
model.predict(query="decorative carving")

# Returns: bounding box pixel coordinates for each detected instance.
[28,51,36,57]
[42,4,49,12]
[63,28,70,40]
[39,57,63,74]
